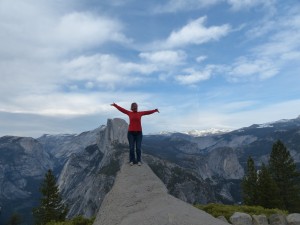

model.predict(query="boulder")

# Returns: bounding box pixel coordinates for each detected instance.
[253,215,268,225]
[230,212,252,225]
[286,213,300,225]
[269,214,287,225]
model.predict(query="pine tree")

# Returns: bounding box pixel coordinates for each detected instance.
[256,163,283,209]
[241,156,259,205]
[32,169,68,225]
[6,213,22,225]
[269,140,300,212]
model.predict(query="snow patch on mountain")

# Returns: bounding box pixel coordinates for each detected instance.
[154,128,231,137]
[257,124,273,128]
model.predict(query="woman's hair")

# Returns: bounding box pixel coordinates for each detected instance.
[131,102,138,110]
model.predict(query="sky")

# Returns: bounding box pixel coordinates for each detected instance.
[1,0,300,138]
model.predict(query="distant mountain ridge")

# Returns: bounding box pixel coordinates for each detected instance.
[1,115,300,224]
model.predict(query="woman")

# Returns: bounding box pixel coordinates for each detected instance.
[111,102,159,166]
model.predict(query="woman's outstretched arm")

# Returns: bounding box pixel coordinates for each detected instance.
[111,103,130,115]
[140,108,159,115]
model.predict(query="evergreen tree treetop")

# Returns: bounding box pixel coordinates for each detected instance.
[33,169,68,225]
[241,156,258,206]
[269,140,300,212]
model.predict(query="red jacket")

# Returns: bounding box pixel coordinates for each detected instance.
[113,104,157,131]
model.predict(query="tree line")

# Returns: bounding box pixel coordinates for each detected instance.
[242,140,300,212]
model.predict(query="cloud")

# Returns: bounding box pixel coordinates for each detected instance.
[154,0,222,13]
[227,7,300,82]
[224,99,300,128]
[139,50,186,66]
[0,0,154,123]
[62,54,157,89]
[228,57,279,81]
[154,0,274,13]
[0,59,61,98]
[196,56,207,63]
[175,66,214,85]
[0,89,157,117]
[227,0,275,11]
[0,90,162,137]
[0,1,130,60]
[0,1,144,108]
[154,98,300,133]
[162,17,231,49]
[53,12,130,50]
[253,17,300,61]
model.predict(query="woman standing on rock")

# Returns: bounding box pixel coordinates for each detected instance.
[111,102,159,166]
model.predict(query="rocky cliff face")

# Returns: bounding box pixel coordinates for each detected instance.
[0,136,54,199]
[197,147,244,180]
[0,136,54,223]
[0,118,129,223]
[57,118,129,218]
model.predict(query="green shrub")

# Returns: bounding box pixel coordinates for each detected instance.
[45,216,95,225]
[195,203,288,220]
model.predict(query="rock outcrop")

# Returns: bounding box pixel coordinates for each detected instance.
[0,136,54,200]
[0,136,54,224]
[93,157,230,225]
[58,118,129,218]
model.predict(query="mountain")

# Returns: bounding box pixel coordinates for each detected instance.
[142,115,300,203]
[0,118,128,224]
[145,116,300,164]
[0,136,54,224]
[1,115,300,224]
[57,118,128,218]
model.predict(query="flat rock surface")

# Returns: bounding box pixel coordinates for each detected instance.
[93,159,229,225]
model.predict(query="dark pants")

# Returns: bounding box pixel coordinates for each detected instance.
[127,131,143,163]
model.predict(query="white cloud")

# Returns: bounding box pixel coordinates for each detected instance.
[196,56,207,62]
[154,98,300,133]
[228,57,279,81]
[0,90,161,137]
[139,50,186,66]
[0,90,156,117]
[227,0,275,11]
[155,0,222,13]
[0,1,130,60]
[224,99,300,128]
[163,17,231,48]
[0,0,134,93]
[175,66,213,85]
[62,54,157,89]
[227,7,300,82]
[255,36,300,61]
[155,0,274,13]
[0,59,61,98]
[53,12,130,50]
